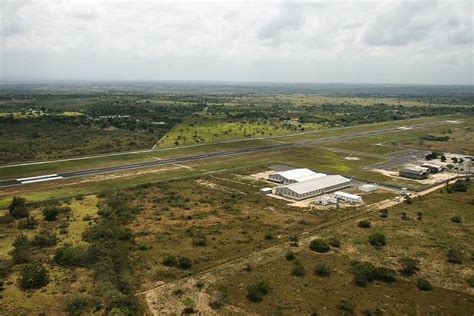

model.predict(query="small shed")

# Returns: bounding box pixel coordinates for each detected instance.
[260,187,273,194]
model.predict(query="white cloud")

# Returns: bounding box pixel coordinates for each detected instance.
[0,0,472,84]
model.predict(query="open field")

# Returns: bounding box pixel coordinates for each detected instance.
[142,185,473,315]
[396,127,474,155]
[157,120,321,148]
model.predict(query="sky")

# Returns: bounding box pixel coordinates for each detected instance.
[1,0,473,85]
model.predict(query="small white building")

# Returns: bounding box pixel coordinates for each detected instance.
[421,163,445,173]
[260,187,273,194]
[274,175,351,200]
[315,196,337,205]
[268,168,326,184]
[359,184,379,192]
[334,191,362,203]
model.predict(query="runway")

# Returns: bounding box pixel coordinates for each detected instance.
[0,120,449,188]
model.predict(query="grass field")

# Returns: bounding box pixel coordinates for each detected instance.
[157,120,321,148]
[200,187,474,315]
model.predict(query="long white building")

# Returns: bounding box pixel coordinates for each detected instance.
[274,175,351,200]
[268,168,326,184]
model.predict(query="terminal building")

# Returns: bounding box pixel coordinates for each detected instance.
[268,168,327,184]
[274,174,351,200]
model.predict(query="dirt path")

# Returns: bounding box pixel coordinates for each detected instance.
[139,181,450,314]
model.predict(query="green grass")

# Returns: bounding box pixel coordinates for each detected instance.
[157,120,321,148]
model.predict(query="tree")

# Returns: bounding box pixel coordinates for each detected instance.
[416,278,433,291]
[54,244,85,267]
[42,207,60,221]
[31,230,58,247]
[291,260,305,277]
[309,239,330,253]
[11,234,31,264]
[314,262,331,277]
[17,216,38,230]
[285,251,296,261]
[246,281,270,302]
[351,261,376,287]
[177,256,192,270]
[357,220,371,228]
[336,299,355,315]
[447,248,463,264]
[368,233,386,247]
[399,257,419,276]
[374,267,396,283]
[8,196,29,219]
[18,263,49,289]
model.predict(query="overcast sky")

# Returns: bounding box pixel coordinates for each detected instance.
[1,0,472,84]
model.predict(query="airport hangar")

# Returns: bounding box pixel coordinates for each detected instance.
[273,175,351,200]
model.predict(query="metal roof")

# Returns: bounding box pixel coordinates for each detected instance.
[400,168,426,175]
[334,191,361,200]
[272,168,326,182]
[282,175,350,194]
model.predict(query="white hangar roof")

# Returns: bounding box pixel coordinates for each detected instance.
[272,168,326,182]
[283,175,350,194]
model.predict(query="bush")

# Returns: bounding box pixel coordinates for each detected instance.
[309,239,330,253]
[66,296,90,315]
[379,209,388,218]
[328,238,340,248]
[336,299,355,315]
[54,244,85,267]
[416,278,433,291]
[368,233,386,247]
[11,234,31,264]
[31,230,58,248]
[467,276,474,288]
[447,248,463,264]
[351,261,376,287]
[291,260,305,277]
[18,263,49,289]
[163,255,178,267]
[285,251,296,261]
[314,262,330,277]
[246,281,270,302]
[374,267,396,283]
[399,257,419,276]
[8,197,29,219]
[451,216,462,223]
[192,236,208,247]
[177,256,192,270]
[42,207,60,221]
[450,180,468,193]
[357,220,371,228]
[17,216,38,230]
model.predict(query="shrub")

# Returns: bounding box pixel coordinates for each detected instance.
[192,236,208,247]
[451,216,462,223]
[379,209,388,218]
[291,260,305,277]
[416,278,433,291]
[368,233,386,247]
[314,262,331,277]
[309,239,330,253]
[467,276,474,288]
[177,256,192,270]
[54,244,85,267]
[246,281,270,302]
[8,197,29,219]
[285,251,296,261]
[66,296,90,315]
[447,248,463,264]
[328,238,340,248]
[357,220,371,228]
[42,207,60,221]
[374,267,396,283]
[450,180,468,192]
[336,299,355,315]
[351,261,376,287]
[31,230,58,248]
[17,216,38,230]
[163,255,177,267]
[18,263,49,289]
[11,234,31,264]
[399,257,419,276]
